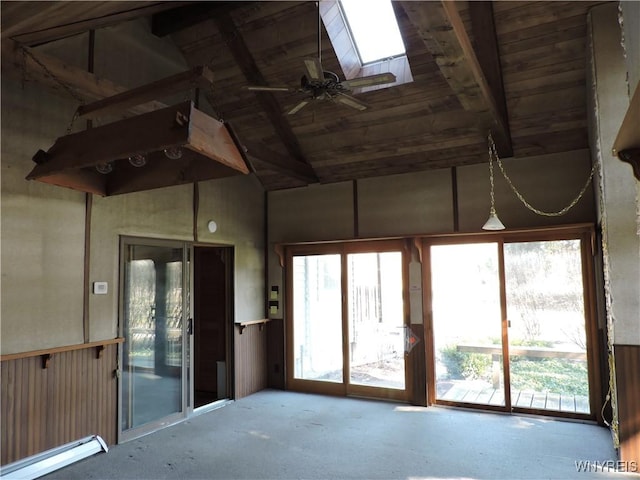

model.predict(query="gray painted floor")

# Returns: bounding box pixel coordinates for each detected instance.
[45,390,630,480]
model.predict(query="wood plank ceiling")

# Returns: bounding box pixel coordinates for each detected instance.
[1,1,609,191]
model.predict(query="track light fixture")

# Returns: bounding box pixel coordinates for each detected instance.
[27,102,249,196]
[128,153,147,167]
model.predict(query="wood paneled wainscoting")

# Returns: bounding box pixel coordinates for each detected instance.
[0,339,121,466]
[234,321,268,399]
[615,344,640,465]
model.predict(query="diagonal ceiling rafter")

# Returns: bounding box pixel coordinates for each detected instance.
[401,0,513,158]
[212,11,318,183]
[1,39,165,114]
[2,2,184,47]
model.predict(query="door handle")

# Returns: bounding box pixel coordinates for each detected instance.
[187,318,193,335]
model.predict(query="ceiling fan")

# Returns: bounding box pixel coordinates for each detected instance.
[245,2,396,115]
[247,58,396,115]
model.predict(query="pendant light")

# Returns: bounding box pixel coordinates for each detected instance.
[482,133,505,230]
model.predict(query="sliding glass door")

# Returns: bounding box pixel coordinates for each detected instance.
[347,252,405,391]
[431,243,506,407]
[427,230,596,418]
[287,242,407,400]
[120,239,189,440]
[292,254,343,382]
[504,240,590,414]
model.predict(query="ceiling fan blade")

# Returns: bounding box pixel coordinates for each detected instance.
[303,58,324,82]
[340,72,397,89]
[246,85,295,92]
[287,100,310,115]
[333,92,369,111]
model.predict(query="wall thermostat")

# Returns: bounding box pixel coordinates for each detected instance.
[93,281,108,295]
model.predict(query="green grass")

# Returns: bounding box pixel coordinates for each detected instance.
[441,346,588,396]
[510,358,588,396]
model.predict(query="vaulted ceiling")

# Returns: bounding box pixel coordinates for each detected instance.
[2,1,609,191]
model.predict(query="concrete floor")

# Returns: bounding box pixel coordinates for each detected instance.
[45,389,625,480]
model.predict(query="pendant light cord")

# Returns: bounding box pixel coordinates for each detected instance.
[487,139,498,214]
[488,133,597,217]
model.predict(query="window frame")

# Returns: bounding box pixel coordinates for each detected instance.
[320,0,413,93]
[337,0,407,66]
[284,239,411,401]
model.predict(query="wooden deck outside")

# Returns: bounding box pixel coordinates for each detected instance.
[438,383,590,414]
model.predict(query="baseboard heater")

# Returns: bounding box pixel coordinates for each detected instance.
[0,435,108,479]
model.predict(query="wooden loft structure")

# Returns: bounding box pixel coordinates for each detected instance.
[28,89,250,196]
[1,0,638,474]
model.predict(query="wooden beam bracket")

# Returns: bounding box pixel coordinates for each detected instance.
[41,354,51,369]
[235,319,271,334]
[617,149,640,180]
[274,244,285,269]
[412,237,424,264]
[612,83,640,180]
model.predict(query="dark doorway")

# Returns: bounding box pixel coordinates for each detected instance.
[193,246,233,408]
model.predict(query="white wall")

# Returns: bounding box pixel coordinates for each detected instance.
[1,77,86,352]
[589,3,640,346]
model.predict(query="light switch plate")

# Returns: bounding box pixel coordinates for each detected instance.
[93,281,108,295]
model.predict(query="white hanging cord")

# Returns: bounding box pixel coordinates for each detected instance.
[488,133,597,217]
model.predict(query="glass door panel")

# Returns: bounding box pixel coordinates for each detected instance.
[122,244,185,433]
[504,240,590,414]
[347,252,405,389]
[431,243,505,406]
[292,254,343,382]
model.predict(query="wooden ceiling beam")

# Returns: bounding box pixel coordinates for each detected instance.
[468,1,512,155]
[77,65,215,119]
[1,39,164,115]
[212,11,316,179]
[151,2,241,38]
[241,140,317,184]
[401,1,513,158]
[4,2,184,47]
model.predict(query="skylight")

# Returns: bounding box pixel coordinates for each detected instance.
[339,0,406,65]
